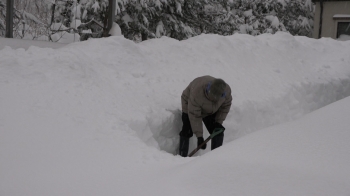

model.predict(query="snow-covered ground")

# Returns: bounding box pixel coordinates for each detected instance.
[1,33,350,195]
[0,37,67,50]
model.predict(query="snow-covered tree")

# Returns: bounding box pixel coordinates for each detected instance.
[0,0,5,36]
[58,0,74,27]
[116,0,216,41]
[279,0,314,36]
[78,0,108,39]
[113,0,314,41]
[1,0,315,41]
[0,0,48,39]
[13,0,47,39]
[206,0,314,37]
[50,0,77,29]
[48,0,81,42]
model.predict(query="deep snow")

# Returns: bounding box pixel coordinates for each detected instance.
[0,37,67,50]
[1,33,350,195]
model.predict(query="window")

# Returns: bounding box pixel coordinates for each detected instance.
[337,22,350,38]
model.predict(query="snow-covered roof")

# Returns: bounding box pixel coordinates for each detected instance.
[333,14,350,19]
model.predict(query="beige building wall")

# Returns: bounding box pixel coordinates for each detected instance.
[313,1,350,39]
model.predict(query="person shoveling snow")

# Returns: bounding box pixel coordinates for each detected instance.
[179,75,232,157]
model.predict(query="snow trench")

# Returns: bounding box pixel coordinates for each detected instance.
[228,78,350,141]
[126,77,350,155]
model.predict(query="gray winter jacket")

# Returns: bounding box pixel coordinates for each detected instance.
[181,76,232,137]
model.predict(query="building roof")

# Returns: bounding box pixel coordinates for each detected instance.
[312,0,350,2]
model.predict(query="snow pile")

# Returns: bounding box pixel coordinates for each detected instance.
[0,37,67,50]
[162,96,350,196]
[338,34,350,41]
[1,33,350,155]
[109,22,122,36]
[266,15,280,28]
[1,33,350,195]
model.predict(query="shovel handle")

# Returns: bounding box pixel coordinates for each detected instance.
[188,137,211,157]
[187,128,224,157]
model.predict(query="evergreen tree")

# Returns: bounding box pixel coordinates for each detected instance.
[59,0,74,28]
[116,0,220,41]
[279,0,314,36]
[114,0,314,41]
[209,0,313,37]
[1,0,315,41]
[79,0,108,39]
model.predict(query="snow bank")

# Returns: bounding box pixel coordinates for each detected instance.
[51,32,80,43]
[0,37,67,50]
[159,96,350,196]
[1,33,350,156]
[125,33,350,154]
[1,32,350,196]
[338,34,350,41]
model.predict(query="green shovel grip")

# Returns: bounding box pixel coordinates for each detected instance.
[210,128,224,139]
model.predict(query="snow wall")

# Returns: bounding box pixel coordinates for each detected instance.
[2,32,350,156]
[135,79,350,155]
[121,33,350,155]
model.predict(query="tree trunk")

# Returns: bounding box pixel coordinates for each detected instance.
[5,0,14,38]
[103,0,116,37]
[141,32,148,41]
[50,0,56,26]
[318,0,324,39]
[49,0,56,41]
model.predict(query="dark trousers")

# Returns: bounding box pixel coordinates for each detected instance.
[179,113,224,150]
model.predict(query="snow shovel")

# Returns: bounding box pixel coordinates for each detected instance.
[188,128,224,157]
